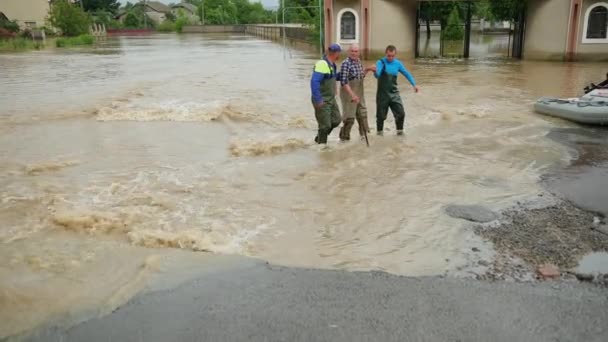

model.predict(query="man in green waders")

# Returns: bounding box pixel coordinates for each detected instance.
[311,43,342,145]
[338,44,376,141]
[374,45,419,135]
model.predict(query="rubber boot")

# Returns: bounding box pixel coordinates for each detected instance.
[317,129,329,144]
[339,118,355,141]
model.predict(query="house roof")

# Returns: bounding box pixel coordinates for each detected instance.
[141,1,172,14]
[171,3,197,14]
[0,12,8,22]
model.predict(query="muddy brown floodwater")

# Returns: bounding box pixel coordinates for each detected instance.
[1,33,607,339]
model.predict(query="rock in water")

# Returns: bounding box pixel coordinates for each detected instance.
[445,205,498,223]
[574,272,594,282]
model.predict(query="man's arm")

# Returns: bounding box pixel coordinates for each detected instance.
[374,60,383,79]
[311,61,329,106]
[398,62,416,86]
[398,61,419,92]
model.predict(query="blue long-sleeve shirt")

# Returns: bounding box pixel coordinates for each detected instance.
[374,57,416,87]
[310,56,339,105]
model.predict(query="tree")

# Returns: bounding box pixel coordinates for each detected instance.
[475,0,494,21]
[48,0,92,36]
[419,1,467,39]
[443,6,464,41]
[489,0,526,21]
[82,0,120,15]
[123,12,140,28]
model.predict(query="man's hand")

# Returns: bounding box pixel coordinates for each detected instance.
[413,86,420,93]
[367,65,377,72]
[314,101,325,109]
[351,95,360,103]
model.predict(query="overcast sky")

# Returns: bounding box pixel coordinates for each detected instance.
[119,0,279,9]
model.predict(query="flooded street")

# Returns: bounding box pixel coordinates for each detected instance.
[1,33,607,338]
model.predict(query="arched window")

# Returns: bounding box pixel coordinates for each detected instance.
[583,3,608,43]
[341,12,356,40]
[337,9,359,43]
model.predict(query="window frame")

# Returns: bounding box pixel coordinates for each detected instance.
[582,2,608,44]
[337,8,359,44]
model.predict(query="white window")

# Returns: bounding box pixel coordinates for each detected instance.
[583,2,608,43]
[337,8,359,44]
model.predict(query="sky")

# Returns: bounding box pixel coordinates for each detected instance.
[119,0,279,9]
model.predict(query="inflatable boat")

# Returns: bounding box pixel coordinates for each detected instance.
[534,88,608,126]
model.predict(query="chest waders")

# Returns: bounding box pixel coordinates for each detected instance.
[339,77,369,141]
[376,60,406,134]
[312,61,342,144]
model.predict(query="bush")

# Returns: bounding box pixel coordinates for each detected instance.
[175,17,191,33]
[107,20,123,29]
[56,34,95,48]
[48,0,92,37]
[40,26,57,37]
[19,29,32,39]
[123,12,140,28]
[157,21,176,32]
[0,19,20,33]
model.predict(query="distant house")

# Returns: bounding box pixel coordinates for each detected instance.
[117,1,172,25]
[0,0,51,29]
[171,3,199,24]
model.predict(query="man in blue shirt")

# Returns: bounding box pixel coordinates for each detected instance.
[373,45,420,135]
[310,43,342,145]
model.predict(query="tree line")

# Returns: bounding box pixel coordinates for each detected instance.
[422,0,527,41]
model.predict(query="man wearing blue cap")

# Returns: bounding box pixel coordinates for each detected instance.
[310,43,342,145]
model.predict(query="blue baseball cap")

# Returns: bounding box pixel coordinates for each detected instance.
[328,43,342,52]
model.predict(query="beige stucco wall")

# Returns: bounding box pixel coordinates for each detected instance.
[576,0,608,61]
[369,0,417,58]
[524,0,571,60]
[0,0,50,28]
[146,11,167,25]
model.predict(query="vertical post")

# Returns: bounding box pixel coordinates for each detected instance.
[202,0,205,25]
[319,0,323,56]
[512,6,526,59]
[282,0,286,58]
[507,21,512,57]
[415,1,420,58]
[464,1,472,58]
[143,0,147,28]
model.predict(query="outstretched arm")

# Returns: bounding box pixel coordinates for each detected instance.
[399,62,419,92]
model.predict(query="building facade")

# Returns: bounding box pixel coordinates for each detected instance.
[324,0,608,61]
[526,0,608,61]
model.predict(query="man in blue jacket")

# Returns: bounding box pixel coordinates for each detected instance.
[374,45,419,135]
[310,43,342,144]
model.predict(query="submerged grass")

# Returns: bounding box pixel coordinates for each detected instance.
[55,34,95,48]
[0,38,44,52]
